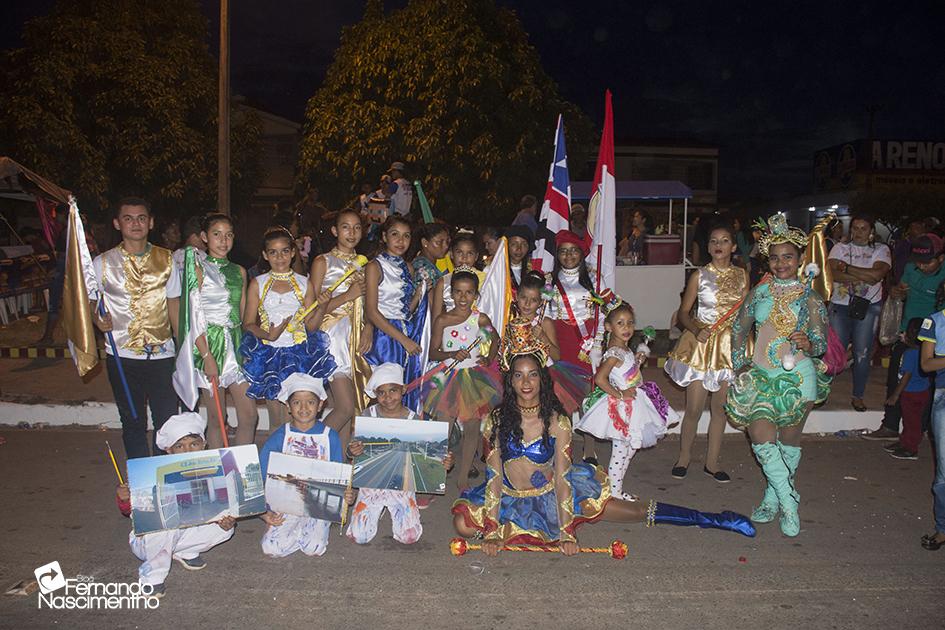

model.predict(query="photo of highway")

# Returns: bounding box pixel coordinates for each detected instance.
[352,417,450,494]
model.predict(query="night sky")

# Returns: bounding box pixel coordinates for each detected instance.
[5,1,944,203]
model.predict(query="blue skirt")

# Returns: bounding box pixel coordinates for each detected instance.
[451,462,612,545]
[364,296,428,411]
[240,330,337,400]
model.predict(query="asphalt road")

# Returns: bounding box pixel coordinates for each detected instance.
[354,446,415,492]
[0,428,941,629]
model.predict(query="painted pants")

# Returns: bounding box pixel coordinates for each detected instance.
[261,515,331,557]
[128,524,233,586]
[346,488,422,544]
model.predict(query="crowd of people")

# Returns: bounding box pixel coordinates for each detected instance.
[81,189,945,597]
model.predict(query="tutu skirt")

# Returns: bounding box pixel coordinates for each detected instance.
[240,330,337,400]
[421,364,503,423]
[724,357,831,428]
[548,361,592,415]
[451,462,611,546]
[576,382,675,447]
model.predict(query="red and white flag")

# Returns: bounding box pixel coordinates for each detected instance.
[586,90,616,292]
[530,114,571,274]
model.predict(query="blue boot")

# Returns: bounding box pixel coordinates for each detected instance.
[649,501,756,537]
[751,442,799,537]
[777,441,802,536]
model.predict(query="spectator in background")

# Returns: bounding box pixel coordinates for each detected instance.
[825,218,844,253]
[892,218,928,283]
[172,215,207,273]
[865,233,945,440]
[617,208,651,264]
[732,217,752,265]
[883,318,932,460]
[160,219,181,251]
[917,288,945,550]
[479,226,501,267]
[512,194,539,237]
[570,203,588,242]
[364,175,393,244]
[828,213,891,412]
[388,162,413,217]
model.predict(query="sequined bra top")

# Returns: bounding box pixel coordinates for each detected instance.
[503,433,555,465]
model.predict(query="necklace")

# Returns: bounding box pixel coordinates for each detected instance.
[561,266,581,277]
[270,270,293,281]
[330,247,357,262]
[518,403,540,415]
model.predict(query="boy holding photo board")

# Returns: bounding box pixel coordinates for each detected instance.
[116,412,236,598]
[259,374,356,557]
[346,363,453,545]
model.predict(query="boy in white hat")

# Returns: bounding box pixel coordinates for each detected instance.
[346,363,453,545]
[259,374,356,557]
[115,412,236,598]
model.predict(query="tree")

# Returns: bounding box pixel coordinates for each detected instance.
[0,0,261,219]
[298,0,594,224]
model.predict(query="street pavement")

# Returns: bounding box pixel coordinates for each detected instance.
[0,427,940,629]
[354,447,414,492]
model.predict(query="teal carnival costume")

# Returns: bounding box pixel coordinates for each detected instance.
[724,214,832,537]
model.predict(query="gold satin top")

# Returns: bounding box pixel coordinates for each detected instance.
[100,244,173,354]
[696,263,746,326]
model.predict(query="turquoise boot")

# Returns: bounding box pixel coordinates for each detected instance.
[751,442,799,537]
[777,441,802,536]
[750,483,779,524]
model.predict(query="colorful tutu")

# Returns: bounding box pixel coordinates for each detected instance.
[421,363,503,423]
[724,357,830,428]
[576,381,675,447]
[240,330,337,400]
[548,361,592,414]
[451,462,611,546]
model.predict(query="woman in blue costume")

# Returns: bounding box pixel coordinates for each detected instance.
[241,227,336,429]
[364,216,429,411]
[724,214,831,537]
[451,335,755,555]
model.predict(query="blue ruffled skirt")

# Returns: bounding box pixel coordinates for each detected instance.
[364,306,427,410]
[240,330,337,400]
[451,462,612,545]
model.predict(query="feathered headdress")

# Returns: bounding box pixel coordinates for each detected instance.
[754,213,809,257]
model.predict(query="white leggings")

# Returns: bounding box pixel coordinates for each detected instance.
[607,440,637,500]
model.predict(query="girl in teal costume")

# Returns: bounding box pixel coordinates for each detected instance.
[725,214,831,536]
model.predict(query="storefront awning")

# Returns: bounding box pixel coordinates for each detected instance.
[571,180,692,201]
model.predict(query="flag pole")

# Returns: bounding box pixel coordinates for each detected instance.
[210,376,229,448]
[593,243,603,334]
[98,300,137,420]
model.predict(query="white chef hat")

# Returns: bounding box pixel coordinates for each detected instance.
[365,363,404,398]
[277,373,328,405]
[156,412,207,451]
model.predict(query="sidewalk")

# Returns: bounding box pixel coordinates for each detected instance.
[1,353,891,434]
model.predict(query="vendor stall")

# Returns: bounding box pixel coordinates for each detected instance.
[572,180,692,330]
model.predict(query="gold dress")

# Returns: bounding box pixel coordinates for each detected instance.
[664,264,748,392]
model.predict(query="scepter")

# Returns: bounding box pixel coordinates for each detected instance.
[97,299,137,420]
[449,537,628,559]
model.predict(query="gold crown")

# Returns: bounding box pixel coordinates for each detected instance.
[498,317,551,372]
[755,213,809,257]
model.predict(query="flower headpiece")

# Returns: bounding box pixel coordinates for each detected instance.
[754,213,809,257]
[498,318,552,372]
[587,293,633,369]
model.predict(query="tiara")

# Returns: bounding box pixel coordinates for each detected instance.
[754,214,808,257]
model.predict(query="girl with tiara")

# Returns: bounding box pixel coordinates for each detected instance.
[501,270,588,414]
[241,227,337,428]
[309,209,373,448]
[423,269,501,490]
[725,214,831,537]
[412,223,450,289]
[174,214,258,447]
[431,232,480,323]
[364,216,429,411]
[451,336,755,554]
[664,221,749,482]
[575,300,676,500]
[549,230,599,463]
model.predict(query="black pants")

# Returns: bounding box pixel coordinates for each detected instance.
[106,355,179,459]
[881,341,906,432]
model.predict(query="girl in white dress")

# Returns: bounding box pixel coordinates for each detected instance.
[576,302,678,500]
